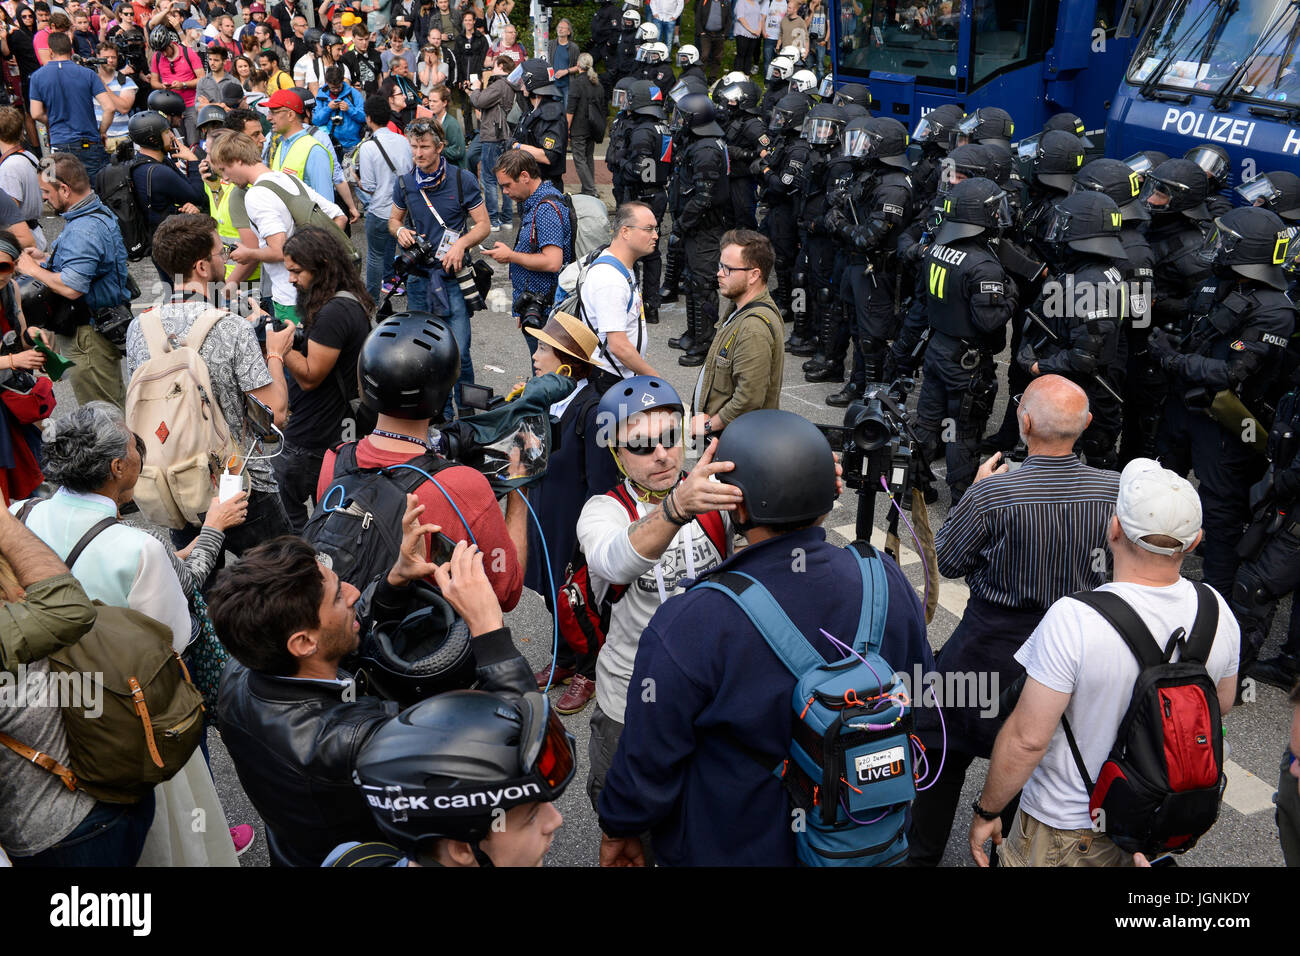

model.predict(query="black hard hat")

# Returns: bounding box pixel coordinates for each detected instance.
[833,82,871,109]
[1140,158,1210,220]
[1200,206,1291,290]
[353,689,577,850]
[128,110,171,149]
[912,103,963,149]
[320,31,343,48]
[147,88,186,117]
[1032,129,1086,193]
[1074,157,1150,223]
[860,115,910,169]
[1236,171,1300,223]
[148,25,178,51]
[196,104,229,129]
[802,102,847,148]
[943,143,992,183]
[517,58,559,97]
[1042,190,1128,260]
[953,106,1014,147]
[358,312,460,420]
[713,410,837,526]
[627,79,665,118]
[304,26,323,47]
[676,92,724,137]
[934,176,1013,245]
[1042,111,1093,147]
[355,581,474,709]
[768,93,810,133]
[1184,143,1230,189]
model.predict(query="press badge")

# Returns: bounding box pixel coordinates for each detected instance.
[435,228,461,259]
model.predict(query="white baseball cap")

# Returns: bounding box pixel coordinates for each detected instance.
[1115,458,1202,556]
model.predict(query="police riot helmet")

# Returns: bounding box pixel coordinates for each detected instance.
[353,690,577,852]
[355,582,475,709]
[789,69,817,95]
[778,44,803,63]
[595,375,685,450]
[1122,149,1170,186]
[1041,190,1128,260]
[610,76,637,112]
[713,410,837,527]
[953,106,1014,148]
[941,143,993,187]
[515,58,560,98]
[721,70,747,86]
[1074,157,1150,223]
[634,21,658,45]
[712,80,742,117]
[802,103,847,148]
[621,7,641,29]
[833,82,872,109]
[1199,206,1291,290]
[766,55,794,82]
[840,103,869,122]
[644,41,669,65]
[148,25,178,51]
[1236,171,1300,223]
[675,92,725,137]
[358,312,460,420]
[859,116,911,169]
[934,177,1013,244]
[677,44,700,67]
[1031,129,1086,193]
[196,104,229,131]
[981,142,1015,187]
[1139,158,1210,220]
[1041,111,1093,147]
[147,88,186,117]
[841,115,871,159]
[912,103,963,150]
[768,93,810,133]
[128,110,171,150]
[627,79,665,118]
[737,80,762,114]
[1184,143,1230,190]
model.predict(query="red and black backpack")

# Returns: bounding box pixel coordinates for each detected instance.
[555,483,729,657]
[1061,584,1227,857]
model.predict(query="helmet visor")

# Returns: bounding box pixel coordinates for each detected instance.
[766,60,790,81]
[981,190,1013,232]
[1198,217,1243,266]
[769,108,798,132]
[818,75,835,98]
[912,114,946,144]
[506,64,524,90]
[1015,132,1041,163]
[611,87,629,110]
[955,113,980,138]
[803,117,842,146]
[669,80,692,103]
[1041,205,1072,246]
[1185,146,1229,183]
[1139,175,1184,210]
[717,83,745,108]
[1122,151,1156,176]
[843,127,869,158]
[1236,175,1282,208]
[635,45,651,62]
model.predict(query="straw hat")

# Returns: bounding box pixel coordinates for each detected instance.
[525,311,599,368]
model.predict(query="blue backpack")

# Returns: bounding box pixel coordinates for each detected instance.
[697,541,914,866]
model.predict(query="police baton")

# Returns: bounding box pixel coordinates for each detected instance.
[1022,308,1124,405]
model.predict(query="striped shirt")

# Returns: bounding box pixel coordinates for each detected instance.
[934,455,1121,611]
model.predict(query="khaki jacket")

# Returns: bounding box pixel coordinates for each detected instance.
[695,290,785,426]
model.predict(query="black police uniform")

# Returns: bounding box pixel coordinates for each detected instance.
[512,95,568,191]
[610,29,640,87]
[1117,224,1160,464]
[635,60,675,90]
[758,79,788,118]
[723,109,764,229]
[1153,278,1297,596]
[673,129,731,358]
[590,2,622,69]
[621,111,673,320]
[914,238,1017,501]
[800,148,858,373]
[793,140,843,367]
[759,120,811,332]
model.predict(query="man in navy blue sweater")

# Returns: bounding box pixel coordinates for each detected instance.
[597,410,936,866]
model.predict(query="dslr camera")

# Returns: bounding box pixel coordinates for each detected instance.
[513,292,551,333]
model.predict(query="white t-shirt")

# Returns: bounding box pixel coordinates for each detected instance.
[243,170,345,305]
[578,259,645,378]
[734,0,762,38]
[293,54,353,90]
[1014,579,1240,830]
[763,0,788,39]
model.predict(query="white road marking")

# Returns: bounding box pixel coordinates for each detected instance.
[1222,759,1277,815]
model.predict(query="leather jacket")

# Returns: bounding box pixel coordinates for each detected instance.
[216,579,535,867]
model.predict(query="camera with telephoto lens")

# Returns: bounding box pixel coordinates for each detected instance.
[453,259,485,312]
[395,233,440,275]
[76,55,109,66]
[514,292,550,332]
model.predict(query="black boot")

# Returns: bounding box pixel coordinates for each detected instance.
[1253,652,1300,690]
[825,382,860,407]
[644,301,660,325]
[788,315,818,357]
[802,355,827,374]
[667,298,696,351]
[680,297,715,367]
[805,361,845,383]
[659,232,683,303]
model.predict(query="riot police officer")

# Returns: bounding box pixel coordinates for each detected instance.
[1018,190,1129,469]
[909,102,964,200]
[609,8,644,87]
[821,116,914,407]
[660,74,709,310]
[1239,170,1300,304]
[952,106,1014,150]
[590,0,623,70]
[831,82,872,110]
[1185,143,1234,218]
[715,79,764,230]
[1148,206,1297,597]
[620,80,672,324]
[605,77,638,204]
[760,56,795,117]
[791,103,849,366]
[634,39,675,90]
[670,93,732,365]
[753,93,811,350]
[509,58,568,190]
[676,45,708,86]
[912,177,1018,503]
[1143,158,1214,328]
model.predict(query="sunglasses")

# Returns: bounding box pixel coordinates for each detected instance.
[620,425,682,455]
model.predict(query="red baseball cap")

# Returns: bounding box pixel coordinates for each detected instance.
[265,89,305,114]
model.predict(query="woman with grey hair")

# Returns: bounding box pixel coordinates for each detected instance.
[566,52,604,198]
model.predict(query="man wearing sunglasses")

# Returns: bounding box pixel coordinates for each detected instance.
[208,506,535,867]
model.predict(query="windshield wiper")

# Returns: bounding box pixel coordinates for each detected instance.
[1210,0,1298,109]
[1138,0,1223,99]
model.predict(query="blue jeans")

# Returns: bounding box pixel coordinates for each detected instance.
[56,140,110,185]
[478,140,514,225]
[406,272,474,416]
[762,37,778,69]
[13,792,155,867]
[365,211,397,303]
[655,18,677,46]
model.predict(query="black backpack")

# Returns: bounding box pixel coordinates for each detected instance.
[1061,584,1227,857]
[95,156,153,261]
[303,443,455,588]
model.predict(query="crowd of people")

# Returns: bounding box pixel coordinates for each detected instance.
[0,0,1296,870]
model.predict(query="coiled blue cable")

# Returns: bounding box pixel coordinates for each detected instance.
[514,487,560,694]
[386,464,478,545]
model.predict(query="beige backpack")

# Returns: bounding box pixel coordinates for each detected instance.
[125,308,241,530]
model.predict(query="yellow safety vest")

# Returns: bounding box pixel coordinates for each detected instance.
[206,180,260,281]
[271,129,335,183]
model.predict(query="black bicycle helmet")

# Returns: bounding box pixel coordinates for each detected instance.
[304,26,324,48]
[148,25,178,51]
[147,88,186,117]
[355,582,474,708]
[1041,190,1128,260]
[1199,206,1291,290]
[712,410,837,526]
[197,104,229,130]
[1074,157,1150,222]
[934,176,1013,245]
[128,110,171,149]
[358,312,460,420]
[353,689,576,855]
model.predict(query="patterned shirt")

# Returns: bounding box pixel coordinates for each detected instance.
[509,180,571,309]
[124,298,278,495]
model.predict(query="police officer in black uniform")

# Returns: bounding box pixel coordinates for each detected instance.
[633,37,675,90]
[755,93,811,349]
[1143,157,1214,328]
[951,106,1014,150]
[620,80,672,325]
[605,77,638,204]
[789,103,847,368]
[1148,206,1297,597]
[759,56,794,118]
[830,82,871,110]
[912,177,1018,503]
[671,92,732,365]
[590,0,623,72]
[509,58,568,191]
[821,116,914,407]
[1185,143,1234,218]
[660,74,709,311]
[676,45,708,86]
[609,8,643,88]
[1239,170,1300,304]
[715,78,764,230]
[1018,190,1129,469]
[908,103,964,200]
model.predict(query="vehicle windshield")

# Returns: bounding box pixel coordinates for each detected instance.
[837,0,960,86]
[1127,0,1300,102]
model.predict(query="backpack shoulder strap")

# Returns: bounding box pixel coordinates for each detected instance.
[606,483,640,521]
[138,308,171,359]
[696,571,825,678]
[0,731,78,792]
[15,498,40,525]
[65,515,118,569]
[1067,589,1165,670]
[384,451,452,494]
[847,540,889,656]
[1182,582,1220,666]
[182,308,231,352]
[695,509,729,560]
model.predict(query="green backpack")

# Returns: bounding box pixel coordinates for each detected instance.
[252,172,362,269]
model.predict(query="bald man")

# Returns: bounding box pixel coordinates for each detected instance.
[908,374,1124,865]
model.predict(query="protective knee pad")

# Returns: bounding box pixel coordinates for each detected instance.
[1231,569,1276,630]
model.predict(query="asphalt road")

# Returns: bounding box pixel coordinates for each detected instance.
[39,189,1295,869]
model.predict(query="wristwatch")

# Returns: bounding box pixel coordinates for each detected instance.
[702,418,713,438]
[971,798,1001,822]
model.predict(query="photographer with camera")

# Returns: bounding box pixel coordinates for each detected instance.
[209,497,533,866]
[312,64,364,158]
[16,153,129,409]
[28,32,117,181]
[88,41,139,155]
[388,115,489,405]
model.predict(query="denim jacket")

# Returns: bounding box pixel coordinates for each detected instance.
[50,194,131,311]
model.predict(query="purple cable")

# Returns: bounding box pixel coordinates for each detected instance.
[914,681,948,792]
[840,793,889,826]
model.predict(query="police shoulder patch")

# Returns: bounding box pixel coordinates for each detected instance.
[1229,339,1245,351]
[543,135,557,150]
[881,202,904,216]
[781,173,794,184]
[980,281,1004,295]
